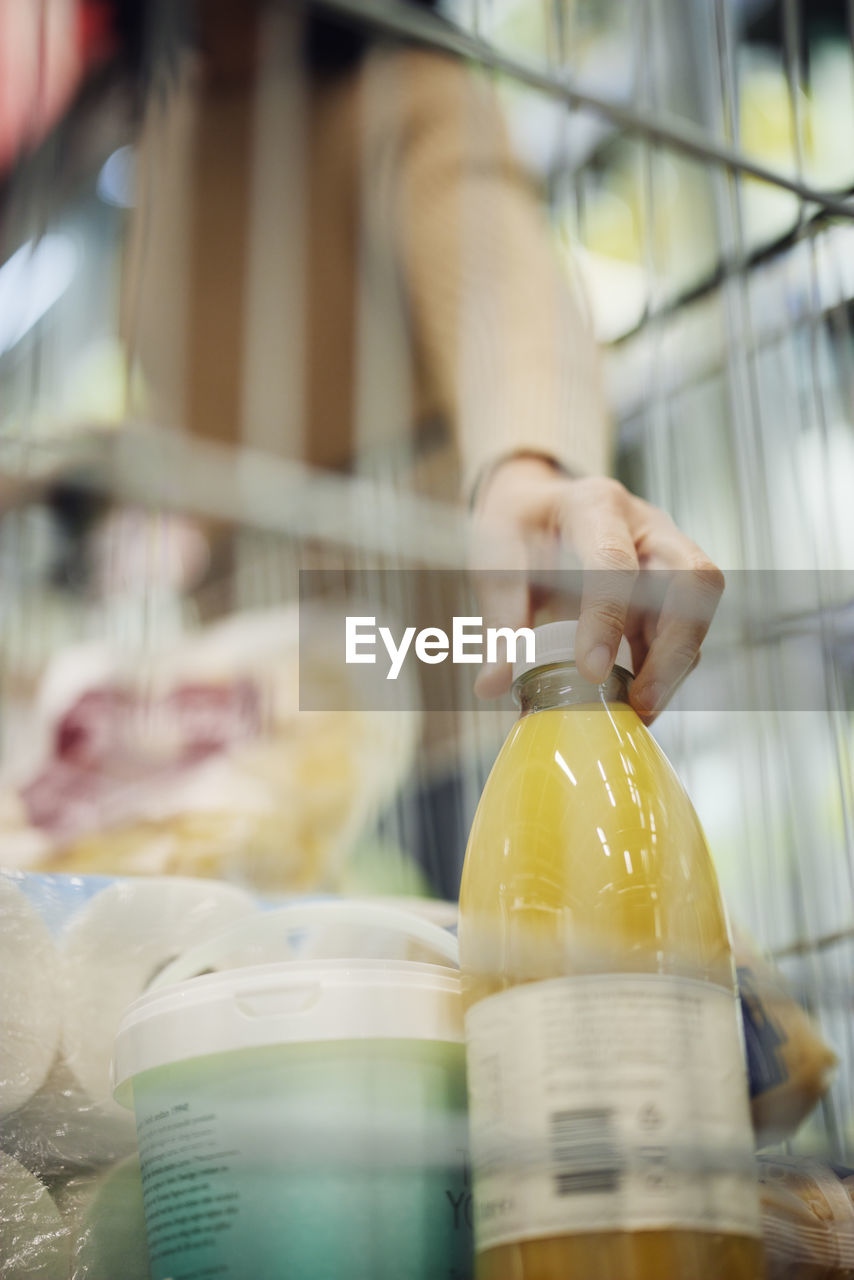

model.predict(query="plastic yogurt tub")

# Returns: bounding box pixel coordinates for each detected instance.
[113,902,471,1280]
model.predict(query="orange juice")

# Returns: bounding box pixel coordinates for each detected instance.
[459,622,763,1280]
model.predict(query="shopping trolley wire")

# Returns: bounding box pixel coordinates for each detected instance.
[313,0,854,220]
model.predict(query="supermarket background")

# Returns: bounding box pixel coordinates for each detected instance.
[2,0,854,1274]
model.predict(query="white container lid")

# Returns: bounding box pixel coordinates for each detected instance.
[513,619,634,682]
[113,958,462,1106]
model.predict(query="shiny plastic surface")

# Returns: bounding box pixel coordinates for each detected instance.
[458,667,764,1280]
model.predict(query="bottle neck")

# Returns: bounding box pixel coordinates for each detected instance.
[512,663,633,714]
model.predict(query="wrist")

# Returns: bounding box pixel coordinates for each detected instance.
[472,451,570,510]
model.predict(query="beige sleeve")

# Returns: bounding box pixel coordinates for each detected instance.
[392,50,612,498]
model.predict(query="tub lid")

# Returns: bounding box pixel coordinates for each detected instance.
[113,901,463,1105]
[113,958,462,1104]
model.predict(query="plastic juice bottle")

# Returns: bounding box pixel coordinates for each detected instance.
[459,621,764,1280]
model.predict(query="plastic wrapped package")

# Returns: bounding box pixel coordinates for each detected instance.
[735,928,838,1146]
[4,872,839,1277]
[287,895,459,966]
[759,1156,854,1279]
[1,881,460,1279]
[133,896,461,984]
[0,606,418,891]
[0,876,62,1120]
[0,872,256,1175]
[0,1150,69,1280]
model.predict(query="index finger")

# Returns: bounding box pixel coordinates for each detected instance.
[630,560,725,721]
[557,481,639,684]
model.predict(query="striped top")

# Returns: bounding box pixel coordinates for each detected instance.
[121,6,611,502]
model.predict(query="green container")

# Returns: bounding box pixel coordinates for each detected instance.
[115,953,471,1280]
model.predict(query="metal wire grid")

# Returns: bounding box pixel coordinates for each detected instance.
[0,0,852,1161]
[580,0,854,1155]
[297,0,854,1157]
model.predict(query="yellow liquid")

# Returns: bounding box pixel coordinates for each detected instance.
[459,697,764,1280]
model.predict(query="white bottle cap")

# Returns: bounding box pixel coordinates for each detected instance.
[512,620,634,683]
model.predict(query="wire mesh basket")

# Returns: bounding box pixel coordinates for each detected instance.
[1,0,853,1258]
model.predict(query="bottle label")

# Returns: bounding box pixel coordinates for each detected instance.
[465,973,762,1252]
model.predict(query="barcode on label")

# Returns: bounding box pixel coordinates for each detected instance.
[549,1108,623,1196]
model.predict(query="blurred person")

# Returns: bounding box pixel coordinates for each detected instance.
[1,0,723,721]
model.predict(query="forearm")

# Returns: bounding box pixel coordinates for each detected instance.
[393,51,611,497]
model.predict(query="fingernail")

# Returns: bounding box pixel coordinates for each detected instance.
[634,681,664,716]
[585,644,613,683]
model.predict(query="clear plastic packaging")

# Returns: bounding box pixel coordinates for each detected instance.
[0,879,460,1278]
[759,1156,854,1279]
[459,629,764,1279]
[0,871,255,1186]
[0,607,418,891]
[0,1149,69,1280]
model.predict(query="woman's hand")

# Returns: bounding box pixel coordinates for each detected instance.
[471,455,724,722]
